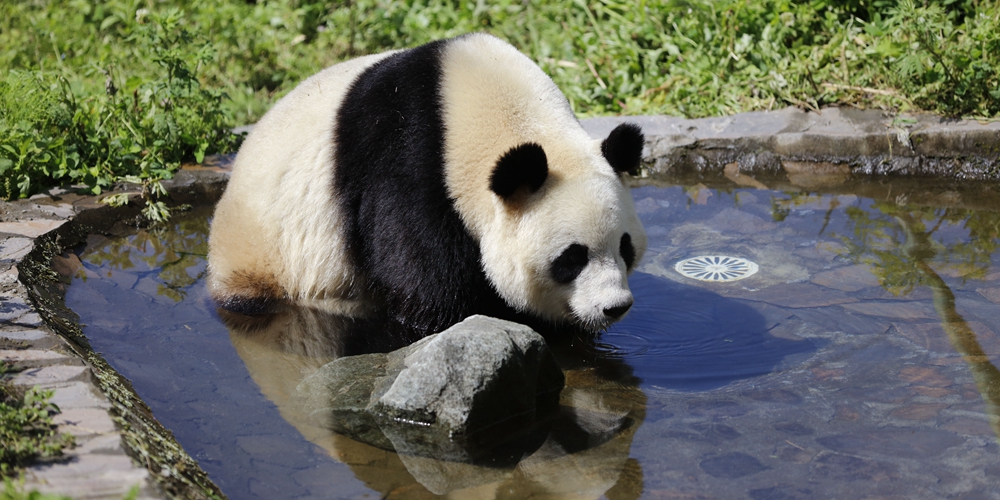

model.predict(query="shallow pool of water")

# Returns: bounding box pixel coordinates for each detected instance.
[63,176,1000,499]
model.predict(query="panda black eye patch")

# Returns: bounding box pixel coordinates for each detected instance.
[620,233,635,269]
[551,243,589,284]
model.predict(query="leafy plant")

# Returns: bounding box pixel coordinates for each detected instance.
[0,6,240,220]
[0,372,75,475]
[0,478,72,500]
[0,72,76,201]
[68,8,240,220]
[873,0,1000,117]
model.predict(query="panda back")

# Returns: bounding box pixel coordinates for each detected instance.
[333,37,511,333]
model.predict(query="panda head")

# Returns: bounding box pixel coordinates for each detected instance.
[477,123,648,332]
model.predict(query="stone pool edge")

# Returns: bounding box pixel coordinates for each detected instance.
[1,166,230,499]
[0,108,997,499]
[587,107,1000,180]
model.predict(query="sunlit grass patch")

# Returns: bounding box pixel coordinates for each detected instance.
[1,0,997,213]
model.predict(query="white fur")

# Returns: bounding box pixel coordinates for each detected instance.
[210,51,397,315]
[440,35,646,329]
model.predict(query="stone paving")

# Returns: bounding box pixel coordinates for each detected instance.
[0,107,997,498]
[1,167,229,498]
[1,197,159,498]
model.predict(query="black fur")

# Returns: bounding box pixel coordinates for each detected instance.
[217,295,286,316]
[333,38,513,335]
[551,244,589,284]
[490,143,548,200]
[620,233,635,269]
[601,123,645,175]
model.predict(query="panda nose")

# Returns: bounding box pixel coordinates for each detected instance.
[603,300,633,319]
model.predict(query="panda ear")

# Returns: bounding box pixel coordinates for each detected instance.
[490,143,549,201]
[601,122,645,175]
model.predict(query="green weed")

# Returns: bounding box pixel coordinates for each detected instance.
[0,478,72,500]
[0,368,75,475]
[0,72,74,201]
[0,5,240,219]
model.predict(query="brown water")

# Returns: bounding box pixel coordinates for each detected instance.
[62,176,1000,499]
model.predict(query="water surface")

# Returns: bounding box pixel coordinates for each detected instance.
[63,176,1000,499]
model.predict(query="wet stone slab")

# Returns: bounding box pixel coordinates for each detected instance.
[0,219,66,238]
[810,264,882,292]
[0,320,159,498]
[10,365,89,387]
[1,237,33,262]
[726,282,859,308]
[699,452,770,479]
[841,301,938,319]
[816,428,965,458]
[976,286,1000,304]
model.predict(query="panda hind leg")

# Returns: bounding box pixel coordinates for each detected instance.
[211,270,288,316]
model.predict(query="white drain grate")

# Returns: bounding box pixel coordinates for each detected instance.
[675,255,759,282]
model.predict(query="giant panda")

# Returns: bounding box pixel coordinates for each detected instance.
[208,33,647,336]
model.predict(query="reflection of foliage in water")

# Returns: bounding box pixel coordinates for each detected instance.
[775,191,1000,439]
[771,192,1000,294]
[840,202,1000,295]
[82,212,209,302]
[769,192,843,236]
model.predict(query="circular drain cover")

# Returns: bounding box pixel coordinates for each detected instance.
[675,255,759,282]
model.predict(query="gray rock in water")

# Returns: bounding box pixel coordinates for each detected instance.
[294,351,394,449]
[293,315,564,461]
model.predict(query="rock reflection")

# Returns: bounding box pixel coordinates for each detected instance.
[222,305,646,499]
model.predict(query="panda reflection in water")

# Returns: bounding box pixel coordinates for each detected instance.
[208,33,647,336]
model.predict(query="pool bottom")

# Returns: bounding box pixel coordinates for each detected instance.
[63,181,1000,499]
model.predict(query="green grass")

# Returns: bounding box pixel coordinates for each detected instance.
[1,0,999,213]
[1,7,240,219]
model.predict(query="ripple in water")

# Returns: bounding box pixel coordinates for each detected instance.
[603,272,817,391]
